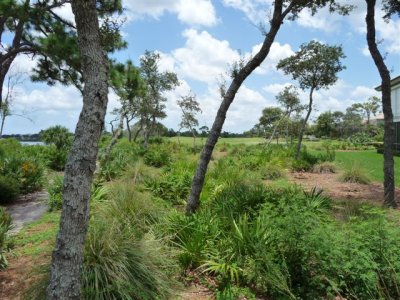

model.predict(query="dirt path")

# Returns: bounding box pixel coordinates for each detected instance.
[5,191,48,234]
[289,171,400,205]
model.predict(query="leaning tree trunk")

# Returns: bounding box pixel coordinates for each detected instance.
[365,0,396,207]
[295,87,314,160]
[104,116,124,161]
[47,1,109,299]
[186,1,290,214]
[126,116,132,142]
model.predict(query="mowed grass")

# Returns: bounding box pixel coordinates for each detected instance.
[334,150,400,186]
[169,136,265,145]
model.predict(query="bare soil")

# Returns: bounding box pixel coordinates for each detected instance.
[0,253,49,300]
[289,171,400,205]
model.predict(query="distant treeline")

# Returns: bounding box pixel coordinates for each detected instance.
[1,133,41,141]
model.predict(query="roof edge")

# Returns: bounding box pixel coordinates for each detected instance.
[375,75,400,91]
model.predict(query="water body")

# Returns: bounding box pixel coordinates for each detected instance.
[20,141,45,146]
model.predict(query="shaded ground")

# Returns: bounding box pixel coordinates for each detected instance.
[5,191,48,234]
[0,192,49,299]
[179,284,215,300]
[0,253,49,300]
[289,171,400,205]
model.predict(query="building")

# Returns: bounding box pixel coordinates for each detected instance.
[375,75,400,146]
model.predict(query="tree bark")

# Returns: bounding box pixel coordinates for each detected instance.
[0,114,6,137]
[46,1,109,298]
[295,87,315,160]
[126,116,132,142]
[133,122,143,142]
[365,0,396,207]
[186,0,290,214]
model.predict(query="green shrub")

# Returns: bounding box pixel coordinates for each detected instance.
[167,181,400,299]
[165,211,220,269]
[261,164,285,180]
[0,207,12,270]
[98,139,140,181]
[0,175,20,204]
[340,163,371,184]
[291,158,312,171]
[19,159,44,193]
[0,156,43,195]
[143,147,171,167]
[145,159,195,204]
[47,176,64,211]
[44,145,69,171]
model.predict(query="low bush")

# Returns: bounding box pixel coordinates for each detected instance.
[44,145,69,171]
[165,178,400,299]
[143,147,171,168]
[145,159,195,204]
[98,139,140,181]
[19,159,44,194]
[0,155,44,196]
[47,176,64,212]
[312,162,336,174]
[0,175,20,204]
[261,164,285,180]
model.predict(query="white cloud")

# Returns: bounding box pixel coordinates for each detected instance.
[296,7,341,33]
[263,83,291,95]
[123,0,218,27]
[52,2,75,25]
[14,85,82,112]
[249,42,294,74]
[350,85,380,100]
[194,83,271,132]
[221,0,273,24]
[345,1,400,55]
[172,29,240,83]
[361,45,370,56]
[11,54,38,75]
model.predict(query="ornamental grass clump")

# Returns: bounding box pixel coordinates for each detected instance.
[340,163,371,184]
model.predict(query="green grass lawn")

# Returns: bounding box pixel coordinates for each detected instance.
[334,150,400,186]
[169,136,265,145]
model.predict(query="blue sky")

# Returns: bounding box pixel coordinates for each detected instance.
[4,0,400,134]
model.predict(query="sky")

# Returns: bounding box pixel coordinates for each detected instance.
[4,0,400,134]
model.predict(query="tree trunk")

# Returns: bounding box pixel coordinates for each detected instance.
[365,0,396,207]
[143,124,150,149]
[46,1,109,298]
[266,115,286,147]
[295,88,314,160]
[133,122,143,142]
[104,116,124,161]
[192,128,196,149]
[126,116,132,142]
[186,1,288,214]
[0,114,6,138]
[0,58,15,110]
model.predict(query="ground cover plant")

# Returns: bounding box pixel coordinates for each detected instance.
[4,137,400,300]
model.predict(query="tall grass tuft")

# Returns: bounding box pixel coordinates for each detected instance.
[82,219,176,300]
[0,207,12,269]
[340,163,371,184]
